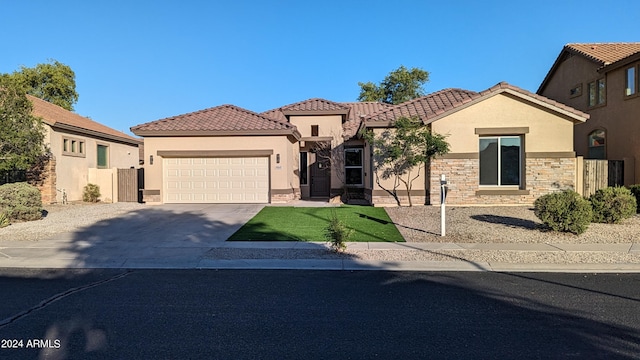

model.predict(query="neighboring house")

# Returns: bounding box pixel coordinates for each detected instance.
[131,82,588,206]
[537,43,640,186]
[29,95,142,203]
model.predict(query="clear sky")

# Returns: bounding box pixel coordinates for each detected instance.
[2,0,639,136]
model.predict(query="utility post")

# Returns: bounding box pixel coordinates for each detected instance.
[440,174,447,237]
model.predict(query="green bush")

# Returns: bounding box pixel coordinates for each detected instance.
[0,211,9,228]
[325,209,352,252]
[589,186,637,224]
[82,183,101,203]
[534,190,592,235]
[629,184,640,213]
[0,182,43,221]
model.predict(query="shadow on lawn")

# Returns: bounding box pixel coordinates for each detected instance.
[471,214,541,230]
[358,213,440,237]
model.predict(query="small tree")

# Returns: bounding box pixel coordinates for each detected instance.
[0,79,47,175]
[362,116,449,206]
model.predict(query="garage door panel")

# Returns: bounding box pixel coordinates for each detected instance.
[163,157,269,204]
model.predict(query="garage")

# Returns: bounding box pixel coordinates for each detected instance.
[163,157,269,203]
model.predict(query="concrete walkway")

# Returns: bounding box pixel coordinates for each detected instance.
[1,238,639,272]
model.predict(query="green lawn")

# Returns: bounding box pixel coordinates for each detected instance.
[228,205,405,242]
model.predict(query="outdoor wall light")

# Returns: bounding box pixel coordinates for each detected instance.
[276,154,280,163]
[150,155,154,165]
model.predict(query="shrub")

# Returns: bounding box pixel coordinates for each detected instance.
[0,211,9,228]
[589,186,637,224]
[534,190,592,235]
[83,183,101,203]
[629,184,640,213]
[325,209,352,252]
[0,182,43,221]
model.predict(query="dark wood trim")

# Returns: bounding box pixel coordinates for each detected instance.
[299,136,333,142]
[142,189,160,195]
[437,153,479,159]
[474,127,529,135]
[475,189,530,196]
[526,151,576,158]
[157,150,274,158]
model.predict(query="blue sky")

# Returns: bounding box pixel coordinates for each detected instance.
[2,0,639,136]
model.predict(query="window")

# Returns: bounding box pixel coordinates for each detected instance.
[97,144,109,168]
[299,151,308,185]
[311,125,319,137]
[569,84,582,98]
[62,137,85,157]
[345,148,363,186]
[588,78,606,107]
[588,129,606,159]
[479,136,521,187]
[626,66,637,96]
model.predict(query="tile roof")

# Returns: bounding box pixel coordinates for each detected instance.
[565,43,640,65]
[28,95,141,145]
[280,98,351,112]
[364,88,479,123]
[538,43,640,93]
[362,82,588,129]
[131,104,300,137]
[341,102,394,137]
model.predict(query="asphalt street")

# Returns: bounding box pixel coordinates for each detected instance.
[1,269,639,359]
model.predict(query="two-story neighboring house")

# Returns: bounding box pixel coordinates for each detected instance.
[538,43,640,186]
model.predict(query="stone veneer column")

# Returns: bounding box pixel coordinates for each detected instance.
[27,155,57,204]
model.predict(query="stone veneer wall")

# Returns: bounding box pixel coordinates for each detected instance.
[27,155,57,204]
[429,156,576,205]
[271,188,300,203]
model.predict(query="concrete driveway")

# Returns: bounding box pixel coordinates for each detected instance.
[0,204,264,268]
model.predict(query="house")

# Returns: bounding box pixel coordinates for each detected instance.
[131,82,588,206]
[28,95,142,203]
[537,43,640,186]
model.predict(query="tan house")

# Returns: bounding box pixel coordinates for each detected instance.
[538,43,640,186]
[29,95,142,203]
[132,82,588,206]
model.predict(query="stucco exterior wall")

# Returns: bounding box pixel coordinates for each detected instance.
[540,55,640,184]
[46,126,140,202]
[142,135,297,203]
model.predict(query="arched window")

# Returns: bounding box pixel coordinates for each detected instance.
[588,129,606,159]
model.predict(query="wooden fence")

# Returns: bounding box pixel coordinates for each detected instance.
[117,168,144,202]
[582,159,624,197]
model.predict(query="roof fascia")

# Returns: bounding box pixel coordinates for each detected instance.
[132,129,301,140]
[598,52,640,73]
[537,47,603,94]
[52,123,142,146]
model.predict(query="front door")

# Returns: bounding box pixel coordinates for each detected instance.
[310,150,330,197]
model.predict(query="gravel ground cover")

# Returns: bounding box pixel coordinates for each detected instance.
[385,206,640,244]
[0,202,144,241]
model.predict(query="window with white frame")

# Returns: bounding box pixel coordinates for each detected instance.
[344,148,363,186]
[479,136,522,187]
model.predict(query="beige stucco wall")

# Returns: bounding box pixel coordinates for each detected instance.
[142,135,298,203]
[431,93,576,154]
[541,55,640,184]
[289,115,346,192]
[46,127,140,202]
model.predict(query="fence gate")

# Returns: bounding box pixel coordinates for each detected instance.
[117,168,138,202]
[583,160,624,197]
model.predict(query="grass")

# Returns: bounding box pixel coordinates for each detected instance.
[228,205,405,242]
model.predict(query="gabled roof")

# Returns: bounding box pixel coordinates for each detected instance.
[342,102,394,138]
[361,82,589,132]
[28,95,141,145]
[131,104,301,138]
[538,43,640,94]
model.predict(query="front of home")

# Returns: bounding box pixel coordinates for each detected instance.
[538,43,640,186]
[29,95,142,203]
[132,82,588,206]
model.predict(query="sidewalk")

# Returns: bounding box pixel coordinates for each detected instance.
[1,239,639,272]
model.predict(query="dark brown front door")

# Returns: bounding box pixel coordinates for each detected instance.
[310,151,330,197]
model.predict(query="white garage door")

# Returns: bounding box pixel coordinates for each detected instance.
[163,157,269,203]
